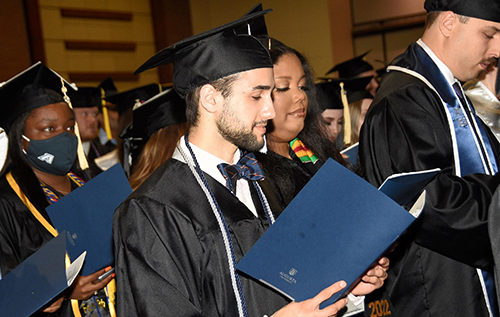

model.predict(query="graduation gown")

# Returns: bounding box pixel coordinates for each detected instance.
[359,42,500,316]
[255,149,321,210]
[113,158,290,317]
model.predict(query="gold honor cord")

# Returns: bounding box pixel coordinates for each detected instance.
[340,82,352,146]
[60,79,89,171]
[6,173,116,317]
[100,87,113,141]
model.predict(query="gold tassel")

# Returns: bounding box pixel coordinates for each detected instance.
[100,88,113,141]
[340,82,352,146]
[61,79,89,170]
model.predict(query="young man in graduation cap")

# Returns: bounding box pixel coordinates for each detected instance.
[68,87,115,176]
[359,0,500,316]
[113,7,388,317]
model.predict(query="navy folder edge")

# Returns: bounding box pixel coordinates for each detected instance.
[0,232,86,317]
[236,158,427,306]
[45,163,132,275]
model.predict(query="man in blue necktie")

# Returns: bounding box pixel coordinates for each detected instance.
[360,0,500,316]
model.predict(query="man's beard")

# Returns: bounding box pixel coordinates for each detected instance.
[216,101,266,152]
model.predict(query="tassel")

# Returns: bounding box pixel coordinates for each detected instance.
[61,79,89,170]
[340,82,352,146]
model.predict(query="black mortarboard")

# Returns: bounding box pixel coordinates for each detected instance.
[67,87,101,108]
[98,77,118,98]
[326,51,374,78]
[316,76,373,110]
[134,8,273,98]
[104,84,164,115]
[126,87,187,140]
[0,62,77,133]
[424,0,500,23]
[236,3,268,37]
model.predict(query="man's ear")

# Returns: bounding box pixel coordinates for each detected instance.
[199,84,223,114]
[439,11,456,38]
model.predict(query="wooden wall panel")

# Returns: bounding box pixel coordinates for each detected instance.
[150,0,192,83]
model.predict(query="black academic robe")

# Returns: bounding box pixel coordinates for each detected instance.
[0,176,74,317]
[113,158,290,317]
[359,42,500,316]
[255,150,321,210]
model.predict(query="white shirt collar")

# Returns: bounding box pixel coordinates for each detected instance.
[417,38,458,86]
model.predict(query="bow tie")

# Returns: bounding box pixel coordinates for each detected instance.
[217,152,264,195]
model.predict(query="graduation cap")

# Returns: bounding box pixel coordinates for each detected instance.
[315,76,373,146]
[236,3,268,37]
[126,87,186,140]
[0,62,89,169]
[67,87,101,108]
[326,51,374,78]
[120,86,186,176]
[424,0,500,23]
[98,77,118,98]
[104,83,164,115]
[134,8,273,97]
[0,62,77,133]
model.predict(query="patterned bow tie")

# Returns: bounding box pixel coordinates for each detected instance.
[217,152,265,195]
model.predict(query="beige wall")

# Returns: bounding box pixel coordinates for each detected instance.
[189,0,425,78]
[39,0,160,91]
[32,0,426,90]
[189,0,334,78]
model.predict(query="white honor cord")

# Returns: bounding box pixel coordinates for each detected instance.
[177,145,247,317]
[253,182,275,225]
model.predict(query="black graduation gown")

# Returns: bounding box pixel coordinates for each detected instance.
[359,43,500,316]
[255,150,321,210]
[0,176,74,317]
[113,158,290,317]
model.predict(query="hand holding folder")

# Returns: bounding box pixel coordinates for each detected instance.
[0,233,86,317]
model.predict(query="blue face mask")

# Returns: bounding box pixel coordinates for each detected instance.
[22,132,78,176]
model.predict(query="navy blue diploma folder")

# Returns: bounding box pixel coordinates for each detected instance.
[0,233,85,317]
[46,163,132,275]
[237,158,427,305]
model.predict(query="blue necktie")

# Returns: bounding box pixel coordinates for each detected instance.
[217,152,264,195]
[453,82,499,317]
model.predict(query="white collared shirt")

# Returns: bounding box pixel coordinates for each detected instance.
[417,39,464,93]
[174,136,258,217]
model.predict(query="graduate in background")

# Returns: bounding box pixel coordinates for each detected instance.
[123,86,188,190]
[0,63,116,316]
[67,87,115,176]
[104,83,164,174]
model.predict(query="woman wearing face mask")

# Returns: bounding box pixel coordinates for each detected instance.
[0,64,116,316]
[254,37,352,209]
